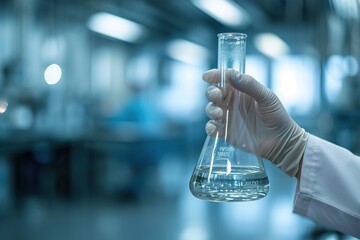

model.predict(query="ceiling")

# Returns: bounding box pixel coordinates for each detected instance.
[1,0,333,55]
[31,0,331,37]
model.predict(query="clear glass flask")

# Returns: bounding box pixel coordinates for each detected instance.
[189,33,269,202]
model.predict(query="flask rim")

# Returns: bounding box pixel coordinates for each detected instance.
[217,32,247,40]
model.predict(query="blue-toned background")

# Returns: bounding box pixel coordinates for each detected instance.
[0,0,359,239]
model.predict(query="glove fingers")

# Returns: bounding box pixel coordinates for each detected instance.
[202,69,220,83]
[228,72,272,104]
[206,85,223,103]
[205,120,224,137]
[206,102,223,120]
[204,69,272,105]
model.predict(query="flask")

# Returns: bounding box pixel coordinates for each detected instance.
[189,33,269,202]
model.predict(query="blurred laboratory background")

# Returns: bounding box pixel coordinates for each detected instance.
[0,0,359,239]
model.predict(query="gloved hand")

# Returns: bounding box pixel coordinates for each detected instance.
[203,69,309,177]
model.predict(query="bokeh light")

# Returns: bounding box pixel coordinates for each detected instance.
[44,64,62,85]
[0,100,8,114]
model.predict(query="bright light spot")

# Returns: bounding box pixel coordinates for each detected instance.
[226,159,231,175]
[254,33,290,58]
[166,39,209,66]
[269,199,314,238]
[87,12,145,42]
[44,64,62,85]
[158,61,205,121]
[246,55,268,87]
[192,0,250,27]
[0,100,8,114]
[332,0,360,20]
[272,56,319,115]
[180,226,208,240]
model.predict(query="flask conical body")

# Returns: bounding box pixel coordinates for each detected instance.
[189,135,269,201]
[189,33,269,202]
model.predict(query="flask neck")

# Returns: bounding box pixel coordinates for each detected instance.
[217,33,247,88]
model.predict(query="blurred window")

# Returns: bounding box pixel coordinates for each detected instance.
[158,60,207,122]
[272,55,320,115]
[246,55,269,87]
[324,55,358,105]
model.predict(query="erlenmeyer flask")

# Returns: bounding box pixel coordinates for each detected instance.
[189,33,269,202]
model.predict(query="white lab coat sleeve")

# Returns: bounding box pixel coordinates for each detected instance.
[293,134,360,238]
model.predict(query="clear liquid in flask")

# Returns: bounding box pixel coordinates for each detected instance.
[190,165,269,202]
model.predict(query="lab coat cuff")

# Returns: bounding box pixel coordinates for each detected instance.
[293,134,320,213]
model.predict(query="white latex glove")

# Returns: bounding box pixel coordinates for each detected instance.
[204,69,309,177]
